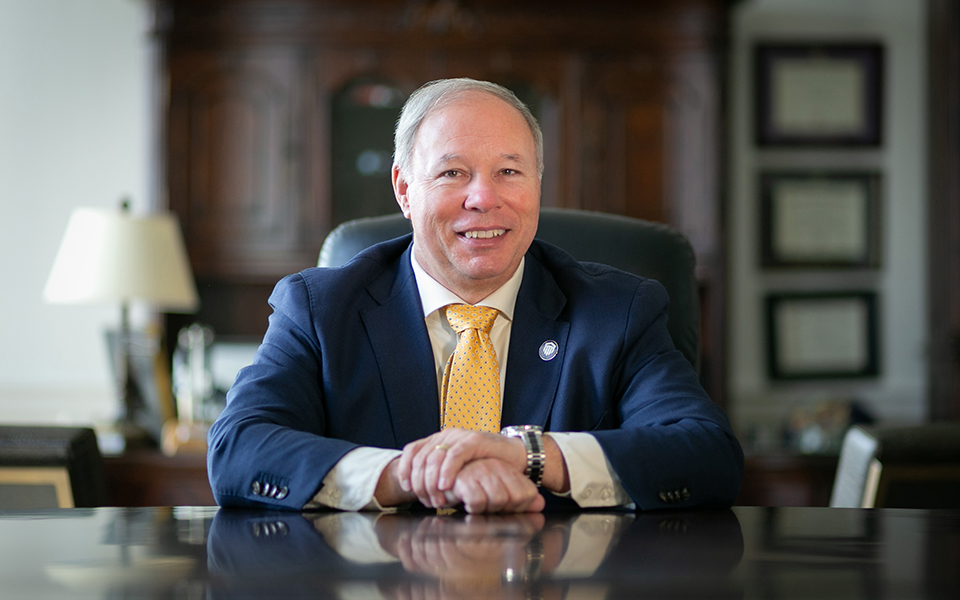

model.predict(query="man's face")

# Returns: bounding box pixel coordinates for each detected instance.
[393,92,541,303]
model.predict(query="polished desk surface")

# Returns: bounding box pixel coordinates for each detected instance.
[0,506,957,599]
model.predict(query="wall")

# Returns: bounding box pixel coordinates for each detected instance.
[0,0,153,424]
[727,0,928,447]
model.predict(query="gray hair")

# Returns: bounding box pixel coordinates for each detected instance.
[393,78,544,179]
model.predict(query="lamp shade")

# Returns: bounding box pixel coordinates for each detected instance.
[43,208,199,312]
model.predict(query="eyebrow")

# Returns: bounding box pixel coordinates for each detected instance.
[437,153,461,164]
[435,153,527,165]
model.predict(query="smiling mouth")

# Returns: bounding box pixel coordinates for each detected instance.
[463,229,506,239]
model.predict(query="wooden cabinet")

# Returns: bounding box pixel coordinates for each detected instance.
[155,0,730,401]
[167,47,324,283]
[736,454,839,508]
[104,451,215,507]
[164,45,325,337]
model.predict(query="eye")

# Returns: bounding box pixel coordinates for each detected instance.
[440,169,461,178]
[501,168,521,176]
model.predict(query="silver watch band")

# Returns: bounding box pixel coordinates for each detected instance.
[500,425,545,487]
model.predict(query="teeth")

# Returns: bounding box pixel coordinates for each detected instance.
[465,229,505,239]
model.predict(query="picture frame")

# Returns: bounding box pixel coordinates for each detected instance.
[766,292,879,380]
[105,329,177,443]
[0,467,74,509]
[760,171,881,269]
[755,43,883,146]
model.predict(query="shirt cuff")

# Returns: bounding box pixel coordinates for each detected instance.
[307,446,403,511]
[548,432,633,508]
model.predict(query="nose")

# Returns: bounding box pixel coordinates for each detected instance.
[463,174,502,212]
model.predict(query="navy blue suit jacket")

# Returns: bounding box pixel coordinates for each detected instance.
[207,235,743,510]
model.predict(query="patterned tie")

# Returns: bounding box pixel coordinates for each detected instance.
[440,304,501,433]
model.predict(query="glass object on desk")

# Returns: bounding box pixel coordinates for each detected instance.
[173,323,215,422]
[163,323,216,455]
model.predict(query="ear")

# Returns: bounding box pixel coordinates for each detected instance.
[392,165,412,219]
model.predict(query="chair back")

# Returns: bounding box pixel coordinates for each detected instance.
[830,423,960,509]
[0,425,108,509]
[319,208,700,371]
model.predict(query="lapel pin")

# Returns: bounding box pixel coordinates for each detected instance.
[539,340,559,361]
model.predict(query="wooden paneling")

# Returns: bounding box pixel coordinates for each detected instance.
[154,0,730,401]
[167,47,326,282]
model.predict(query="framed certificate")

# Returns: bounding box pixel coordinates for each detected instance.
[766,292,879,380]
[755,43,883,146]
[760,171,881,269]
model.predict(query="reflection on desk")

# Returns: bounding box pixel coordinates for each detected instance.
[0,506,956,599]
[208,509,742,598]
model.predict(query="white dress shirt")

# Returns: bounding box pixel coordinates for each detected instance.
[308,248,631,510]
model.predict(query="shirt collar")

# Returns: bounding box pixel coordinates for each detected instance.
[410,244,524,322]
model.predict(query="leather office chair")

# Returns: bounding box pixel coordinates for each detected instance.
[319,208,701,371]
[829,423,960,509]
[0,425,109,509]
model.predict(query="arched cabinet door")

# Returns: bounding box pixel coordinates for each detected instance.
[167,47,324,283]
[330,78,407,227]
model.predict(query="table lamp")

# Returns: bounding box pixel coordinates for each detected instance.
[43,201,199,448]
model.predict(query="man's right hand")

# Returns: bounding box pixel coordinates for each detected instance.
[445,458,545,513]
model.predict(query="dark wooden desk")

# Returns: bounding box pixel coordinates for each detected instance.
[1,506,957,598]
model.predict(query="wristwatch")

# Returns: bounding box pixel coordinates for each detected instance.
[500,425,545,487]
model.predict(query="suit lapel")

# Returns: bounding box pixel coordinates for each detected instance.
[361,245,441,446]
[501,252,569,427]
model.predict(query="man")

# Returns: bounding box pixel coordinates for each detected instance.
[207,78,743,513]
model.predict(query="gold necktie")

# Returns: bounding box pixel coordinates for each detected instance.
[440,304,501,433]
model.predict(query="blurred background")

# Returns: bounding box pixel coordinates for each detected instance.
[0,0,955,506]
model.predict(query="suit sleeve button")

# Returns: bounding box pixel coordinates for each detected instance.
[658,491,668,502]
[251,481,261,495]
[276,486,288,500]
[682,487,691,500]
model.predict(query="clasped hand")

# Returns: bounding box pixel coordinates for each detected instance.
[394,428,546,514]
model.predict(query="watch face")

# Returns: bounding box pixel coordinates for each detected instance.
[501,425,542,435]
